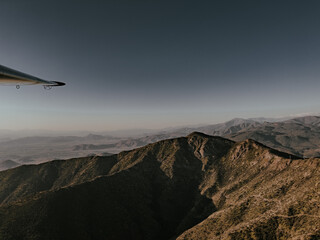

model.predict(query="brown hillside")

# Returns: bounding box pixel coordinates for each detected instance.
[0,133,319,239]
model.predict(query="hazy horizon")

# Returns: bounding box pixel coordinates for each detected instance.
[0,113,318,137]
[1,1,319,131]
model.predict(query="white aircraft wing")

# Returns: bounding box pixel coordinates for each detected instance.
[0,64,65,89]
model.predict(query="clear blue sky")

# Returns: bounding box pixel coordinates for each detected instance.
[0,0,319,131]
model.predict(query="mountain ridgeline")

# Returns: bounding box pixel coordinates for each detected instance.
[73,115,320,158]
[0,133,319,239]
[1,115,320,171]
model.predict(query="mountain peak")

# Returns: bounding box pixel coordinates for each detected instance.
[235,138,301,160]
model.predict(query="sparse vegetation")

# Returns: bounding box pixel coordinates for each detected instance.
[0,133,319,239]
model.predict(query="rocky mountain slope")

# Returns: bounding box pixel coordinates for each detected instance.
[0,133,319,239]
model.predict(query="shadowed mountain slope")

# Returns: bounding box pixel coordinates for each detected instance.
[0,133,319,240]
[0,133,233,240]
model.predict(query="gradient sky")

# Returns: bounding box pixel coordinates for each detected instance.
[0,0,319,131]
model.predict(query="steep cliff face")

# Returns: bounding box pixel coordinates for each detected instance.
[0,133,319,240]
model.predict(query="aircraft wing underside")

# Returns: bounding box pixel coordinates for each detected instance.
[0,64,65,88]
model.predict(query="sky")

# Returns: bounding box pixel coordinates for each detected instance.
[0,0,319,131]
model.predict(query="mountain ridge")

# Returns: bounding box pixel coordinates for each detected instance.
[1,115,320,171]
[0,132,318,239]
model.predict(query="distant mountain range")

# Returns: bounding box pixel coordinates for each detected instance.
[0,133,318,239]
[1,115,320,170]
[0,134,120,169]
[82,115,320,158]
[225,116,320,158]
[0,159,19,171]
